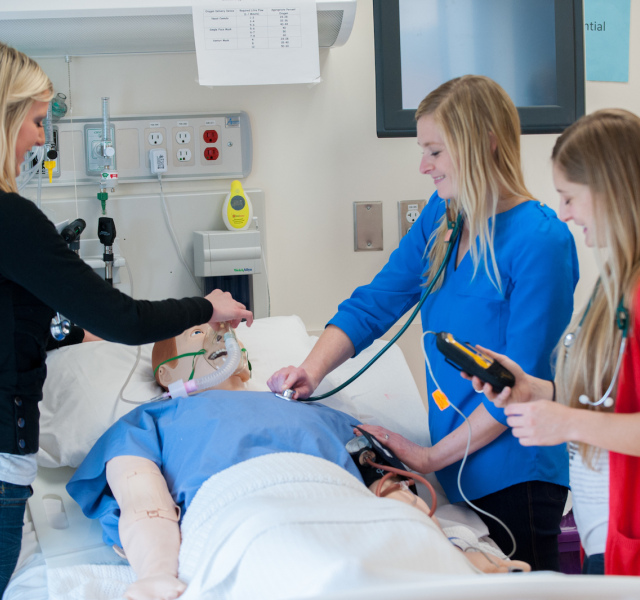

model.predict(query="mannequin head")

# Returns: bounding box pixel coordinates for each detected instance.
[152,322,251,392]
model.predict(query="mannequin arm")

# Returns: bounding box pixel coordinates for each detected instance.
[106,455,186,600]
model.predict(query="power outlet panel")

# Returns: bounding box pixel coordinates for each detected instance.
[171,125,195,168]
[30,112,252,186]
[398,199,426,239]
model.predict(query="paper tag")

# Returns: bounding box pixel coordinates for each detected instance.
[432,389,450,411]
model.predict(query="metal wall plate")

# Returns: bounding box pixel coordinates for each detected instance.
[354,201,383,251]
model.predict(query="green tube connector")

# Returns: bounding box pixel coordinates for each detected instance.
[97,191,108,214]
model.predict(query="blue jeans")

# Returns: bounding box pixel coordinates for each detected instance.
[582,552,605,575]
[0,481,32,597]
[470,480,568,571]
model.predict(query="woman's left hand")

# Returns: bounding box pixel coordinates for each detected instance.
[505,400,571,447]
[355,424,431,474]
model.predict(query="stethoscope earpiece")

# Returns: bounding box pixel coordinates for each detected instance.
[578,393,615,408]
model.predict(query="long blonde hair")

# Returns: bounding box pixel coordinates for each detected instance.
[0,43,53,193]
[416,75,531,291]
[553,109,640,462]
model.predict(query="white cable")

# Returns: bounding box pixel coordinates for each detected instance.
[109,253,145,424]
[421,330,517,558]
[157,173,202,294]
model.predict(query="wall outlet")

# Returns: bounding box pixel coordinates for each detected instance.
[398,199,426,239]
[177,148,192,162]
[171,126,195,168]
[148,131,163,145]
[175,130,191,144]
[144,127,167,171]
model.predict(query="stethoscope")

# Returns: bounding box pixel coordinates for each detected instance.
[276,210,464,402]
[564,282,629,408]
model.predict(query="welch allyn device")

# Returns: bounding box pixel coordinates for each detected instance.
[435,332,515,392]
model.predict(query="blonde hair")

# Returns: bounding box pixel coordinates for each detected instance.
[0,43,53,193]
[416,75,531,291]
[553,109,640,463]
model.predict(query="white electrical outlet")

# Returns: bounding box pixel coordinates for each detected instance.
[148,132,163,145]
[176,148,192,162]
[398,199,426,239]
[175,130,191,144]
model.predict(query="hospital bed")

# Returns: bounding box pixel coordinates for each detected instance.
[5,315,640,600]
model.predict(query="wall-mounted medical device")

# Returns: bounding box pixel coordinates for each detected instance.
[193,230,261,278]
[194,229,263,317]
[24,112,251,186]
[0,0,357,57]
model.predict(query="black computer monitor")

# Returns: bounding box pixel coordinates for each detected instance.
[374,0,585,137]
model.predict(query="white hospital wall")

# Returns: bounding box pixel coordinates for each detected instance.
[34,0,639,397]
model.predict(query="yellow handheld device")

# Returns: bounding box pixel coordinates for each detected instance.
[435,332,515,392]
[222,180,253,231]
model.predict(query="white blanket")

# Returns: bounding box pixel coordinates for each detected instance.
[178,453,476,599]
[46,453,480,600]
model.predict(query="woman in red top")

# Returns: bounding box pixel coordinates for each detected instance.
[470,109,640,576]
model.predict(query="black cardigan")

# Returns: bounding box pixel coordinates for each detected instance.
[0,191,212,455]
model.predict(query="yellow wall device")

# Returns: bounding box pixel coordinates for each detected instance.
[222,180,253,231]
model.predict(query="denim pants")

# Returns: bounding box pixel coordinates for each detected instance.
[582,552,605,575]
[470,480,568,571]
[0,481,32,597]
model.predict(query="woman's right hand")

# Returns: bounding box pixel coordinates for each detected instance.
[204,289,253,329]
[267,366,319,400]
[460,346,533,407]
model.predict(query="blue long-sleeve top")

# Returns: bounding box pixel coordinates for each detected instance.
[329,192,579,502]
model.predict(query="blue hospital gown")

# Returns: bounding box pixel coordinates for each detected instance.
[67,391,362,547]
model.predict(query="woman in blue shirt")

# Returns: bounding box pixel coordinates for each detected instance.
[269,75,579,570]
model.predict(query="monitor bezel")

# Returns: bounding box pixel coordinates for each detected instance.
[373,0,585,137]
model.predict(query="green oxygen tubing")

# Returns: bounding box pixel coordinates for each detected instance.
[285,212,464,402]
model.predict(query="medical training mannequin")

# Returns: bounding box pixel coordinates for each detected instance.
[468,109,640,577]
[0,42,252,595]
[269,75,578,570]
[69,323,530,600]
[108,322,252,600]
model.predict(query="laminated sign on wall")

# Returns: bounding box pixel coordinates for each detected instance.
[192,0,320,85]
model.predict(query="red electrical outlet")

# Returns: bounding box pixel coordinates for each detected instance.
[203,129,218,144]
[204,147,219,161]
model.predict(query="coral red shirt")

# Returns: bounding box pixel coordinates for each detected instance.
[606,288,640,575]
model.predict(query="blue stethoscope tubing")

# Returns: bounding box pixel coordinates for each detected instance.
[298,213,464,402]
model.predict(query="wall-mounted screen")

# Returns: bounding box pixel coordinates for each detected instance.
[374,0,585,137]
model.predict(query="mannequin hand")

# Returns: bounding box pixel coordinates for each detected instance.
[124,575,187,600]
[205,289,253,329]
[267,366,318,400]
[460,346,531,407]
[355,425,431,474]
[505,400,571,447]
